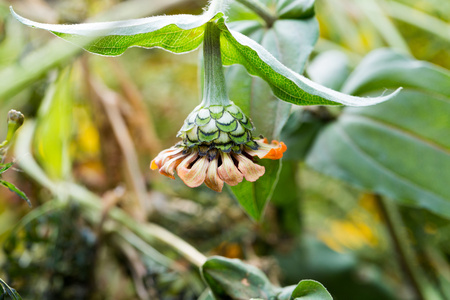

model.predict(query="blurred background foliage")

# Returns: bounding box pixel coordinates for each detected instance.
[0,0,449,299]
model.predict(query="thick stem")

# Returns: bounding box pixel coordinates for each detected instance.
[201,21,230,107]
[374,194,427,300]
[236,0,277,28]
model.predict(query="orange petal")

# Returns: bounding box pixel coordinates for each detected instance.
[246,139,287,160]
[177,155,209,188]
[234,154,265,182]
[217,152,243,186]
[150,160,159,170]
[204,157,224,192]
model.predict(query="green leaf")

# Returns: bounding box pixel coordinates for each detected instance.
[0,278,22,300]
[307,49,450,218]
[0,162,14,175]
[219,18,401,106]
[0,180,31,207]
[229,158,282,221]
[226,0,318,222]
[227,15,319,138]
[11,7,224,57]
[307,50,351,91]
[276,280,333,300]
[12,6,400,107]
[201,256,276,299]
[290,280,333,300]
[33,67,73,180]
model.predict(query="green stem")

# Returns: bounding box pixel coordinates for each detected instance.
[235,0,277,28]
[374,194,427,300]
[201,22,230,107]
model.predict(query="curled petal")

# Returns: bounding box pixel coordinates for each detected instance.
[159,154,186,179]
[234,154,265,182]
[217,152,243,186]
[246,138,287,160]
[151,146,184,169]
[204,157,224,192]
[178,155,210,188]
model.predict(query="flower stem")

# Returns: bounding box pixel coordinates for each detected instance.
[201,21,230,107]
[235,0,277,28]
[374,194,427,300]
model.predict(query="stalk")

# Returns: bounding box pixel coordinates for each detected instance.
[374,194,428,300]
[235,0,277,28]
[201,21,230,107]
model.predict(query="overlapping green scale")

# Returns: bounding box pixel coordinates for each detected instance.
[177,102,256,153]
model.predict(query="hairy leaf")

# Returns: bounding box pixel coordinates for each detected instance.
[11,7,223,56]
[201,256,276,299]
[12,7,400,107]
[307,49,450,218]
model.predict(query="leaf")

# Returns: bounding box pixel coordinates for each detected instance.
[229,159,282,221]
[201,256,276,299]
[306,49,450,218]
[11,7,401,107]
[276,280,333,300]
[227,13,319,138]
[307,50,351,91]
[226,0,318,222]
[290,280,333,300]
[33,67,73,180]
[0,278,22,300]
[0,162,14,175]
[0,180,31,207]
[11,7,224,57]
[219,18,401,106]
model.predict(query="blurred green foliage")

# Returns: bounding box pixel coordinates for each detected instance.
[0,0,449,299]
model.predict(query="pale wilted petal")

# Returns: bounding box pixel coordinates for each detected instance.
[234,154,265,182]
[159,154,186,179]
[204,157,224,192]
[151,146,184,170]
[217,152,243,186]
[178,155,210,188]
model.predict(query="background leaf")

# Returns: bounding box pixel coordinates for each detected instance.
[0,180,31,207]
[0,162,14,175]
[0,278,22,300]
[290,280,333,300]
[201,256,276,299]
[306,49,450,218]
[33,67,74,180]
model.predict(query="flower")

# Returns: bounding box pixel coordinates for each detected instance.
[150,102,286,192]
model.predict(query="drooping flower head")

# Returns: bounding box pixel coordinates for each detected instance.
[150,102,286,192]
[150,21,286,192]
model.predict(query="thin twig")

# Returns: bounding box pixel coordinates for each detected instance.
[89,77,151,218]
[108,59,162,153]
[374,194,426,300]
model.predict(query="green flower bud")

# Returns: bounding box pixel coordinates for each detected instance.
[1,110,25,150]
[177,102,258,153]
